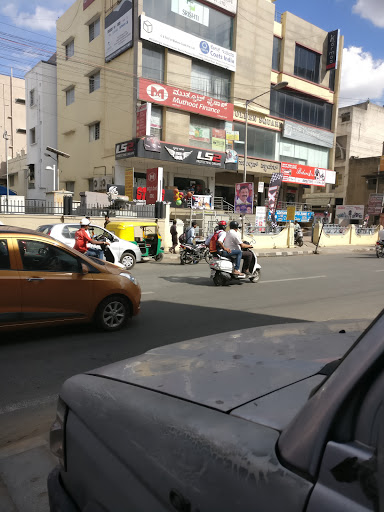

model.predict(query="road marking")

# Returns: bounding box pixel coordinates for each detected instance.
[0,394,57,416]
[142,291,154,295]
[260,275,326,284]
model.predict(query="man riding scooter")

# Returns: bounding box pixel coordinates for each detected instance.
[216,221,245,276]
[224,221,253,274]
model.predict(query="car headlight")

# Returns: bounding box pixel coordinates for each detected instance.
[120,272,138,285]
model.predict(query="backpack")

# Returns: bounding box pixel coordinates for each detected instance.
[209,230,222,253]
[178,232,186,244]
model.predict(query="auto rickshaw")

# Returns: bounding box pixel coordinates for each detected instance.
[106,221,164,262]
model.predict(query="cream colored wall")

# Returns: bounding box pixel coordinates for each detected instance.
[56,0,136,200]
[8,151,27,196]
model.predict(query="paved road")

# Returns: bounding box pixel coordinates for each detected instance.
[0,252,383,510]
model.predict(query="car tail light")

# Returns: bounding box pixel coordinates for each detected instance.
[50,397,68,469]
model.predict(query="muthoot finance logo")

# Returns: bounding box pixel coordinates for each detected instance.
[199,41,210,54]
[147,84,168,102]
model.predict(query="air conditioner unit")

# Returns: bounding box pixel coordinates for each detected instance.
[93,177,101,191]
[100,175,113,191]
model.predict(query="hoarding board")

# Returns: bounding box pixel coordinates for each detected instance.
[105,0,133,62]
[281,162,326,187]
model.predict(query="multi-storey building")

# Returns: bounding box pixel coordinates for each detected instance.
[0,73,27,189]
[25,56,58,200]
[56,0,343,208]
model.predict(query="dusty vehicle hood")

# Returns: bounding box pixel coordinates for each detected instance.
[89,320,367,412]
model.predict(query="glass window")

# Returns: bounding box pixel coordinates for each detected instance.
[17,240,81,273]
[279,136,329,168]
[65,182,75,193]
[233,123,276,160]
[294,45,320,83]
[189,114,225,149]
[270,88,333,130]
[143,0,233,49]
[89,72,100,93]
[142,42,165,82]
[191,60,231,102]
[329,69,335,91]
[65,40,74,59]
[150,105,163,139]
[89,122,100,141]
[89,18,100,42]
[0,240,10,270]
[30,127,36,144]
[272,37,281,71]
[61,225,78,239]
[66,87,75,106]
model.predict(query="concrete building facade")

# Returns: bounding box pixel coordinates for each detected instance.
[56,0,343,207]
[0,73,27,190]
[25,57,58,200]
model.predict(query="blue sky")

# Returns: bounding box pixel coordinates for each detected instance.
[0,0,383,107]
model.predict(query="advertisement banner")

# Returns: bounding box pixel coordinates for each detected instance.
[189,124,211,143]
[235,182,254,214]
[335,205,364,221]
[212,137,226,152]
[287,206,296,221]
[255,206,267,227]
[258,181,264,193]
[226,131,239,141]
[191,195,213,210]
[124,168,134,201]
[136,103,151,138]
[268,210,314,223]
[83,0,95,9]
[204,0,237,14]
[281,162,326,187]
[326,29,340,70]
[367,194,384,215]
[105,0,133,62]
[139,78,234,121]
[267,173,283,219]
[146,167,163,205]
[140,15,236,71]
[171,0,210,26]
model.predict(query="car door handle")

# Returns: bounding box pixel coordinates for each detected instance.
[27,278,45,282]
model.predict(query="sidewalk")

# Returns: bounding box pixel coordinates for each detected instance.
[162,241,376,261]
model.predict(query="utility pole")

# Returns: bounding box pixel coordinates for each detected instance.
[3,131,9,213]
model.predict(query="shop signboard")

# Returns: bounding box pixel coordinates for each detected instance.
[212,137,226,152]
[226,131,239,141]
[283,120,334,149]
[237,158,280,175]
[140,15,236,71]
[268,210,314,222]
[136,103,151,138]
[204,0,237,14]
[105,0,133,62]
[191,195,213,210]
[171,0,210,26]
[139,78,234,121]
[255,206,267,227]
[146,167,163,205]
[335,205,364,221]
[281,162,326,187]
[367,193,384,215]
[326,29,340,70]
[125,168,134,201]
[235,182,254,214]
[233,109,283,131]
[258,181,264,193]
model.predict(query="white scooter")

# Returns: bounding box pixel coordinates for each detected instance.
[209,247,261,286]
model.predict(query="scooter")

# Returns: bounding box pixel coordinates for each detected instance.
[376,240,384,258]
[93,235,126,268]
[209,247,261,286]
[294,226,304,247]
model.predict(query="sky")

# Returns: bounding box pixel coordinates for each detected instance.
[0,0,383,108]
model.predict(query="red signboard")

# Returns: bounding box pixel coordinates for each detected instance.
[139,78,234,121]
[136,104,148,138]
[146,168,159,205]
[83,0,95,9]
[281,162,326,187]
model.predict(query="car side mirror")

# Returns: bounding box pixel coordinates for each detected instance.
[81,263,89,275]
[114,236,119,242]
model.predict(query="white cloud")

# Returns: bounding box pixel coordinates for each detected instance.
[353,0,384,28]
[340,46,384,107]
[1,4,64,32]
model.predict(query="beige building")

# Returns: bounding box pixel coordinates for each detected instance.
[56,0,343,208]
[0,74,27,190]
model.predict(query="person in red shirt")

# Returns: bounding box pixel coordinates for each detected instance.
[74,218,107,260]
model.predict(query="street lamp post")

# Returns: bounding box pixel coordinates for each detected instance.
[243,81,289,183]
[3,131,9,214]
[45,153,57,191]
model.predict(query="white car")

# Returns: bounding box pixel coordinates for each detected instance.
[36,223,141,269]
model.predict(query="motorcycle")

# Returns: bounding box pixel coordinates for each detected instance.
[180,241,209,265]
[376,241,384,258]
[294,226,304,247]
[209,247,261,286]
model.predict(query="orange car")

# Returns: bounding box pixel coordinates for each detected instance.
[0,225,141,331]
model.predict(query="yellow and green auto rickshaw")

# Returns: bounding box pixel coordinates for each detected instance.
[106,221,164,262]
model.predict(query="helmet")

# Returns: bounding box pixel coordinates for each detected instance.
[218,220,227,227]
[81,217,91,226]
[230,221,239,230]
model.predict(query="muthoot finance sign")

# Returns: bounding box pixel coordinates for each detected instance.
[140,15,236,72]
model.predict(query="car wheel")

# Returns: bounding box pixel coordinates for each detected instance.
[120,252,136,269]
[249,270,261,283]
[95,295,130,331]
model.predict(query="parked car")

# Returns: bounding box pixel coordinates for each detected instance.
[36,223,141,269]
[47,314,383,511]
[0,225,140,331]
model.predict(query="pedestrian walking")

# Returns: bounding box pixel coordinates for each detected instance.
[104,214,110,229]
[170,219,178,253]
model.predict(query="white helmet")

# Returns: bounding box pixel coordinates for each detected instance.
[81,217,90,226]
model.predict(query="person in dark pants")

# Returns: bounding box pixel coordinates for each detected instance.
[170,220,178,253]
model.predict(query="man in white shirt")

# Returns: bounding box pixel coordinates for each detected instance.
[224,221,254,274]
